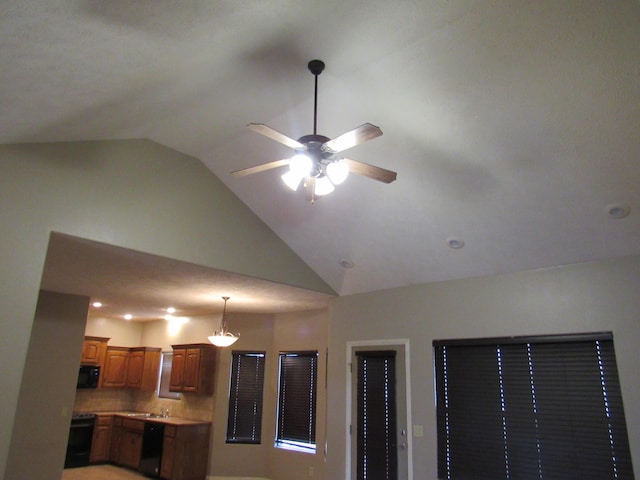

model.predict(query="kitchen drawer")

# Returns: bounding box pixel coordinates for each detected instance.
[122,418,145,432]
[95,415,112,427]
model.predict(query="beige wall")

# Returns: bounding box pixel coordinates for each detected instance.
[209,309,329,480]
[85,316,144,346]
[267,310,328,480]
[4,291,90,480]
[140,314,223,349]
[326,255,640,479]
[0,141,333,479]
[209,314,275,478]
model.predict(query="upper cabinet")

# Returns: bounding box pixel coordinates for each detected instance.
[102,346,161,391]
[81,336,109,365]
[102,347,130,388]
[169,344,218,395]
[126,347,161,391]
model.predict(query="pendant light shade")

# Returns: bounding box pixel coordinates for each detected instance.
[208,297,239,347]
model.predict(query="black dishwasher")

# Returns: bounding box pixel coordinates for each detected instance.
[139,421,165,477]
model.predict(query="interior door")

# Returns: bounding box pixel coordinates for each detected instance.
[350,344,409,480]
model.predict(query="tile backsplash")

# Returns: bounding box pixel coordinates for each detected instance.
[73,388,214,422]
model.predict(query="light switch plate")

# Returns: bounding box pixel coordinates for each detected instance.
[413,424,424,437]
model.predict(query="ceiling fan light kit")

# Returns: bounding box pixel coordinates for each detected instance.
[232,60,397,203]
[326,160,349,185]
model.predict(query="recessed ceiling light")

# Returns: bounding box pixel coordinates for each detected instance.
[339,258,355,269]
[447,237,465,249]
[124,314,133,320]
[92,301,102,308]
[166,307,176,314]
[606,203,630,219]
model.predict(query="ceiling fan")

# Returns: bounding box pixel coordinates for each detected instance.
[231,59,397,203]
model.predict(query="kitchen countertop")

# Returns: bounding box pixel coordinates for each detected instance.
[94,411,211,426]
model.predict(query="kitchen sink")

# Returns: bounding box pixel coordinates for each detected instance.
[126,412,164,418]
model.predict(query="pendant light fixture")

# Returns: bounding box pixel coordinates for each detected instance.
[208,296,239,347]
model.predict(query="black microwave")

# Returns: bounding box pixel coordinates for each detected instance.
[77,365,100,389]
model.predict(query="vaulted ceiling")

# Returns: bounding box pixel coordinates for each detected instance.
[3,1,639,314]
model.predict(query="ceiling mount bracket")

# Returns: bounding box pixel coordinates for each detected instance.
[307,59,325,76]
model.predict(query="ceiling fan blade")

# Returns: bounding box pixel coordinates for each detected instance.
[231,158,290,177]
[323,123,383,153]
[247,124,305,150]
[342,158,397,184]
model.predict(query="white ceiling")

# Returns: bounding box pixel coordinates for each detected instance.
[4,1,640,315]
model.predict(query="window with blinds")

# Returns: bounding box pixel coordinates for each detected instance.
[433,332,634,480]
[158,352,181,399]
[356,350,398,480]
[226,351,265,444]
[275,351,318,453]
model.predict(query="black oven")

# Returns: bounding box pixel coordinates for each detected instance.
[64,413,96,468]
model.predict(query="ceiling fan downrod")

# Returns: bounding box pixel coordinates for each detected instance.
[308,60,325,136]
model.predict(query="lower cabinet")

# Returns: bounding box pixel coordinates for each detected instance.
[113,418,144,469]
[110,416,122,463]
[160,431,175,479]
[160,423,211,480]
[105,415,210,479]
[89,415,113,464]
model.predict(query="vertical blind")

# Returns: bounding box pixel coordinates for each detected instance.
[276,351,318,449]
[356,350,398,480]
[433,332,634,480]
[226,351,265,444]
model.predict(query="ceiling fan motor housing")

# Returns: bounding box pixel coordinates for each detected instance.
[296,134,335,176]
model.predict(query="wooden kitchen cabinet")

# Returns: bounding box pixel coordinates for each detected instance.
[81,336,109,365]
[126,347,161,391]
[160,429,175,479]
[110,416,122,463]
[102,346,161,390]
[160,423,211,480]
[115,418,145,469]
[89,415,113,464]
[169,348,186,391]
[169,344,217,395]
[102,346,130,388]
